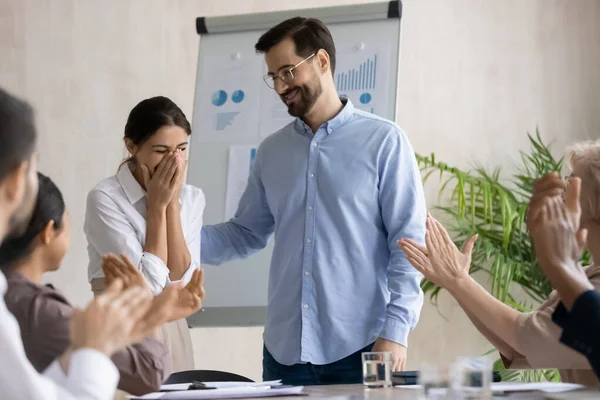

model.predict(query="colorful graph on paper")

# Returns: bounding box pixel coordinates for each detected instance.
[334,48,390,116]
[196,56,262,142]
[336,54,378,92]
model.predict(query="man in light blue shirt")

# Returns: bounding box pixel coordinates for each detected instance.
[201,17,426,385]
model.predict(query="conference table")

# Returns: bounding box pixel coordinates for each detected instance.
[261,384,418,399]
[246,384,598,399]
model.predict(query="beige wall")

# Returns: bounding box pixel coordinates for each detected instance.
[1,0,599,382]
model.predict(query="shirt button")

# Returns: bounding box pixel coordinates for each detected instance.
[308,206,313,211]
[309,173,314,178]
[312,143,317,147]
[306,238,311,244]
[327,128,332,133]
[303,304,309,309]
[304,271,310,276]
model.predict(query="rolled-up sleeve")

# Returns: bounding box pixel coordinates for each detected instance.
[85,190,170,295]
[110,337,172,395]
[139,253,170,295]
[500,294,592,370]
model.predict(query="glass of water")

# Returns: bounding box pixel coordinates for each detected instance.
[362,352,392,388]
[419,362,452,399]
[450,357,493,399]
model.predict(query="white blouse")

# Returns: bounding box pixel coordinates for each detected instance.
[0,270,119,400]
[84,165,205,295]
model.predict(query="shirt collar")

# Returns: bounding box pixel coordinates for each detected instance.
[116,164,146,205]
[294,98,355,135]
[326,98,354,133]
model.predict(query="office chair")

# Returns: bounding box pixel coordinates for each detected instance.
[164,370,254,384]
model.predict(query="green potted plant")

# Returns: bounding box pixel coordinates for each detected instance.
[415,130,590,382]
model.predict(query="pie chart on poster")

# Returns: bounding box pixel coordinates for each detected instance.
[212,90,227,107]
[359,92,372,104]
[232,90,245,103]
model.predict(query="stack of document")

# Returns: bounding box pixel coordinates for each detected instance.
[492,383,598,400]
[130,380,304,399]
[395,382,595,399]
[491,382,585,394]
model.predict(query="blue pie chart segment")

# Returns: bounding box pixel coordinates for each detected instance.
[232,90,245,103]
[212,90,227,107]
[359,92,372,104]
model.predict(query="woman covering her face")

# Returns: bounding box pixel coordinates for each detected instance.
[84,96,206,370]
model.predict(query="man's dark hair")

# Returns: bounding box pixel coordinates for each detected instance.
[255,17,336,75]
[0,88,37,181]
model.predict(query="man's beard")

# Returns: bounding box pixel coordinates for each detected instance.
[281,80,323,118]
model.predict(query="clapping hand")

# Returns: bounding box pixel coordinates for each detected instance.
[528,175,593,308]
[102,253,205,332]
[398,214,478,290]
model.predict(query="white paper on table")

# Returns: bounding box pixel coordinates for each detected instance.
[160,384,191,392]
[394,384,422,389]
[130,385,304,400]
[334,44,391,117]
[224,145,257,220]
[195,54,263,143]
[395,382,584,397]
[160,380,282,391]
[491,382,585,394]
[129,394,164,400]
[205,381,281,389]
[545,389,600,400]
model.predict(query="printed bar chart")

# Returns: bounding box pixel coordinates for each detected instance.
[335,54,377,92]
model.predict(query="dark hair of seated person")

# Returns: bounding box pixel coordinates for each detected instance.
[0,172,65,269]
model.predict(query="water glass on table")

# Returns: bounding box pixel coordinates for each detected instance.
[419,357,492,400]
[450,357,492,399]
[418,362,453,399]
[362,351,392,388]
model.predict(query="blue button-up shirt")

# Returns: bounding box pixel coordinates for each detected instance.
[201,100,426,365]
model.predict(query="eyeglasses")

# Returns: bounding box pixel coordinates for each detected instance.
[263,53,315,89]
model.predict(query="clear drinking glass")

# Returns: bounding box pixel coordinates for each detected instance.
[418,363,452,399]
[450,357,492,400]
[362,352,392,388]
